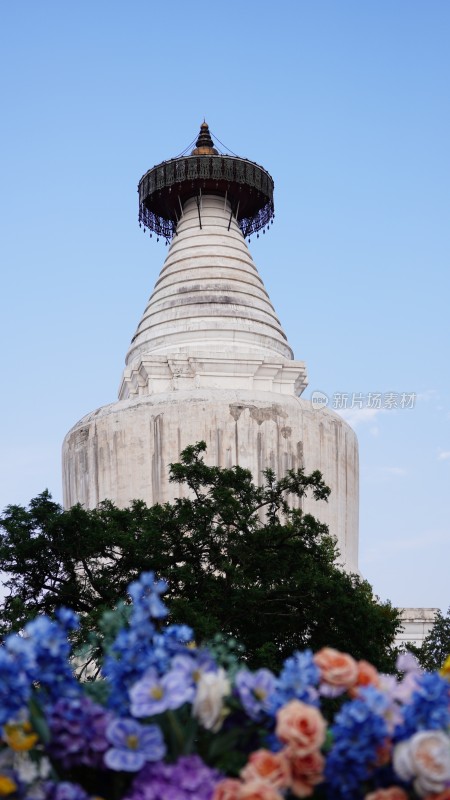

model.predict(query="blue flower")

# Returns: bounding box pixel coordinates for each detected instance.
[234,668,276,721]
[103,603,198,714]
[325,691,388,799]
[103,574,195,714]
[169,625,193,641]
[396,672,450,739]
[5,632,36,674]
[359,684,390,715]
[270,650,320,712]
[55,607,80,634]
[13,616,79,700]
[130,666,194,717]
[0,647,30,725]
[128,571,169,622]
[104,717,166,772]
[103,624,158,713]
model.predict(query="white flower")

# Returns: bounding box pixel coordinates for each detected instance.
[393,731,450,797]
[13,752,38,782]
[12,753,51,784]
[39,756,51,778]
[192,668,230,732]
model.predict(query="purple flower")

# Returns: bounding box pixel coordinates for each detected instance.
[171,653,218,686]
[44,782,90,800]
[130,666,194,717]
[235,668,276,720]
[47,695,112,769]
[124,754,222,800]
[397,651,422,675]
[104,717,166,772]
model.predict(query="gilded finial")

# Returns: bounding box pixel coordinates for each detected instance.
[191,121,218,155]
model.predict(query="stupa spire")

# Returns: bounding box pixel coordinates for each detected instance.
[120,123,306,400]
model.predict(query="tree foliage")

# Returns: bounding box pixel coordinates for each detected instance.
[0,442,401,671]
[410,608,450,671]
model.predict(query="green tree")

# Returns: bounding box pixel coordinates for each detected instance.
[409,608,450,671]
[0,442,401,671]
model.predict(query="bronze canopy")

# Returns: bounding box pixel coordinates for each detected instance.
[138,123,275,242]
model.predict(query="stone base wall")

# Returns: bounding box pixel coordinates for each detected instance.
[396,607,439,649]
[62,391,359,573]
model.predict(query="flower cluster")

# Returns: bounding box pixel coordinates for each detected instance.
[0,577,449,800]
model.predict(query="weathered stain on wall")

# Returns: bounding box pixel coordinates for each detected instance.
[63,391,359,573]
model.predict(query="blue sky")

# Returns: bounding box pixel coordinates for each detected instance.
[1,1,449,612]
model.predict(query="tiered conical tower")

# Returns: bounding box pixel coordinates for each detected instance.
[63,123,359,572]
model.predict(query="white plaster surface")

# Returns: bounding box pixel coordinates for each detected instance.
[63,194,360,574]
[396,608,439,649]
[125,196,294,366]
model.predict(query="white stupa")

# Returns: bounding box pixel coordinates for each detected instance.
[62,123,359,573]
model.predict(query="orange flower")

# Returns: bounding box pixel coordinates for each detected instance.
[424,791,450,800]
[239,779,283,800]
[314,647,358,691]
[276,700,326,756]
[241,749,291,789]
[350,660,380,697]
[289,750,325,798]
[365,788,408,800]
[213,779,243,800]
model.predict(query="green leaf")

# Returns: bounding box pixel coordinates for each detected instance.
[28,695,50,744]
